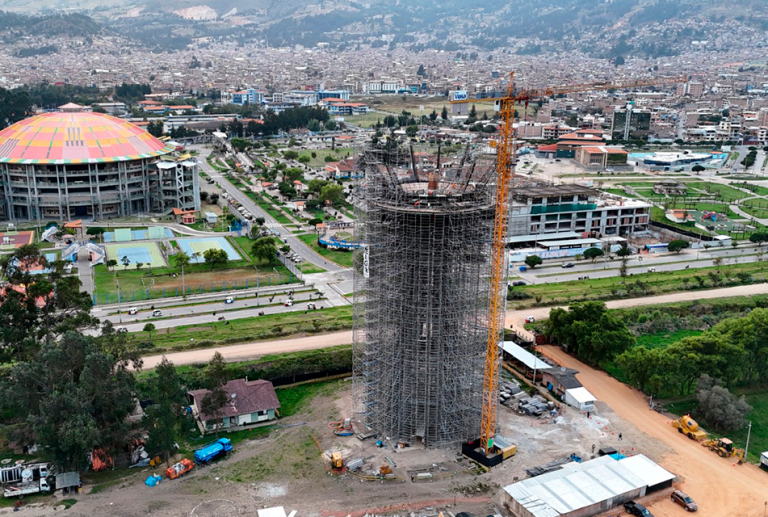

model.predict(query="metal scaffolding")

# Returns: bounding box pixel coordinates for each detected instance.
[353,143,498,449]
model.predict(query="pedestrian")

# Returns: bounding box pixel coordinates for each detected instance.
[587,410,590,419]
[619,432,622,441]
[591,444,595,453]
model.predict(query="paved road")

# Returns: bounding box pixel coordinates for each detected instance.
[540,345,768,517]
[142,283,768,369]
[111,290,328,332]
[192,145,346,274]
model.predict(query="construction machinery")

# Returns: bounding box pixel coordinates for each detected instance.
[671,414,708,441]
[451,72,686,460]
[165,458,194,480]
[330,452,344,471]
[702,438,745,460]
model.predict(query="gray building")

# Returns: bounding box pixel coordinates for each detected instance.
[611,105,651,141]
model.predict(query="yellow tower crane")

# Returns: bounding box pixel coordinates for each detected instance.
[452,72,687,458]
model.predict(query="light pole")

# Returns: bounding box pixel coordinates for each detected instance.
[745,420,752,463]
[181,264,186,300]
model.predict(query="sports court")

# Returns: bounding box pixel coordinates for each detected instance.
[0,230,34,250]
[176,237,241,264]
[103,227,173,243]
[105,242,166,270]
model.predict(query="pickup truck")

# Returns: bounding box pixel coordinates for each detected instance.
[4,478,51,498]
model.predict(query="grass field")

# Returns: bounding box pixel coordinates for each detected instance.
[343,112,390,128]
[93,253,295,304]
[297,147,354,168]
[512,260,768,307]
[298,234,354,268]
[130,306,353,352]
[731,182,768,196]
[635,329,704,349]
[687,182,751,202]
[246,192,293,225]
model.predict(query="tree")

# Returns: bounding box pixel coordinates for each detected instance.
[319,184,345,207]
[695,374,751,432]
[121,255,130,268]
[86,227,106,241]
[429,109,437,121]
[200,191,209,202]
[203,248,229,269]
[251,237,277,264]
[616,346,670,394]
[201,352,229,434]
[546,301,635,366]
[106,259,118,271]
[175,250,190,270]
[308,218,323,227]
[416,64,425,76]
[619,257,629,278]
[667,239,690,253]
[324,120,337,131]
[406,124,419,138]
[749,232,768,245]
[282,150,299,160]
[144,356,185,465]
[441,106,448,120]
[298,155,311,165]
[254,217,265,227]
[0,86,32,129]
[135,262,144,271]
[583,248,604,262]
[524,255,542,269]
[692,164,705,173]
[143,323,156,339]
[2,332,137,471]
[209,193,219,204]
[616,245,631,257]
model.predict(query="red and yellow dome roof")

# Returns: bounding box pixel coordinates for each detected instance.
[0,110,174,165]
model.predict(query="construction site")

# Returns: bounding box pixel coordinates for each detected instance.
[352,143,498,450]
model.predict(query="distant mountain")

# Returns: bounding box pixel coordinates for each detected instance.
[2,0,767,53]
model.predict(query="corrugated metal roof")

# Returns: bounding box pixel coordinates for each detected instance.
[502,341,551,371]
[503,455,669,517]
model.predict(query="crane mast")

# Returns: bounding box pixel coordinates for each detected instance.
[470,71,686,458]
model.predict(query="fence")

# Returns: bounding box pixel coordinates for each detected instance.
[92,273,297,305]
[277,253,304,281]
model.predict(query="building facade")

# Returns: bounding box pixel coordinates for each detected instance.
[508,185,651,238]
[0,108,199,221]
[611,105,652,141]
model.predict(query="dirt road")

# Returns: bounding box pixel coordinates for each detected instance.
[505,283,768,331]
[539,345,768,517]
[142,330,353,368]
[144,284,768,368]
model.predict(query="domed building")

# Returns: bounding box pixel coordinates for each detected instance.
[0,104,200,221]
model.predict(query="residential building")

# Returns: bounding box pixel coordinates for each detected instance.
[507,185,651,238]
[187,379,280,434]
[317,89,351,101]
[574,146,628,169]
[611,104,652,140]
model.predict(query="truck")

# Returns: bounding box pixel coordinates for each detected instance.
[3,464,51,498]
[761,451,768,471]
[165,458,194,480]
[671,414,708,441]
[194,438,232,464]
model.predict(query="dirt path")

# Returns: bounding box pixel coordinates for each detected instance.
[145,284,768,368]
[142,330,353,368]
[539,345,768,517]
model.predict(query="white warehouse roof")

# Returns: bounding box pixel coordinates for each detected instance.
[503,454,674,517]
[502,341,551,371]
[565,387,596,405]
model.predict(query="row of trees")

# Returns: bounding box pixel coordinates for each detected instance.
[616,308,768,398]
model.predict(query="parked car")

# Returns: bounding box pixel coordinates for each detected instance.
[525,315,536,323]
[512,280,526,286]
[624,501,653,517]
[128,307,138,315]
[562,262,574,268]
[152,310,163,317]
[671,490,697,512]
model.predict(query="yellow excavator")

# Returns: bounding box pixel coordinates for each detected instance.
[671,415,708,441]
[701,438,745,461]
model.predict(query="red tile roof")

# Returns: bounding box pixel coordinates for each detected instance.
[188,379,280,421]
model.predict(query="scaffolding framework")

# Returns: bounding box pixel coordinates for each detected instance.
[353,144,499,449]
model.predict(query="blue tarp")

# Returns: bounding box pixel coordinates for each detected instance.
[145,474,162,487]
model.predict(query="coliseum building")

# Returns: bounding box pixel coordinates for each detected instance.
[0,104,200,221]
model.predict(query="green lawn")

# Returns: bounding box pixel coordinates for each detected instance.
[635,329,704,349]
[343,112,390,128]
[512,260,768,308]
[730,182,768,196]
[92,255,296,304]
[298,262,327,274]
[246,192,293,225]
[687,182,751,202]
[130,306,353,353]
[298,234,354,268]
[297,147,354,168]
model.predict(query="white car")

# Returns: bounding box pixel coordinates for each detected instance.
[128,307,138,315]
[152,310,163,317]
[525,315,536,323]
[225,296,234,304]
[116,327,128,333]
[284,300,293,307]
